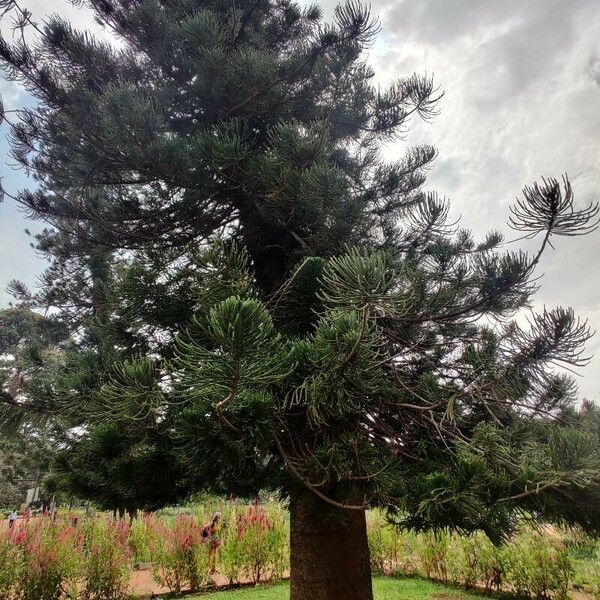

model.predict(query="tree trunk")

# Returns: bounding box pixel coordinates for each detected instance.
[290,493,374,600]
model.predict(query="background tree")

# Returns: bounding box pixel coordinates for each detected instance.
[0,307,66,426]
[0,307,66,509]
[0,432,54,509]
[0,257,191,514]
[50,421,188,517]
[1,1,600,599]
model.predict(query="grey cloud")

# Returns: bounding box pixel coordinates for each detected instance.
[471,17,573,107]
[384,0,517,44]
[382,0,589,110]
[384,0,588,44]
[370,0,600,401]
[589,57,600,84]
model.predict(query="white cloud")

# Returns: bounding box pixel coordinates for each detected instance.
[367,0,600,401]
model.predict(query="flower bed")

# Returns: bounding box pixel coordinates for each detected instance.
[0,502,595,599]
[0,501,288,599]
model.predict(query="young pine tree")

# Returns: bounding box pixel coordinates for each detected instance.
[2,1,600,598]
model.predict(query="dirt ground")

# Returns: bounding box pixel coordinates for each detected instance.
[129,566,222,595]
[128,566,286,596]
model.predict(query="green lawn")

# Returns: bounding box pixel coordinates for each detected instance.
[188,577,491,600]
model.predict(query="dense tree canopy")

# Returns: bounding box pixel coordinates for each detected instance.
[1,0,600,596]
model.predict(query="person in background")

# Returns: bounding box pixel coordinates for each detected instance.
[202,512,222,574]
[49,497,57,519]
[8,509,17,529]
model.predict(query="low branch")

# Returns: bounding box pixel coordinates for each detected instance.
[273,432,369,511]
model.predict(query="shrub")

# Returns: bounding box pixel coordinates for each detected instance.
[0,529,22,599]
[0,502,578,599]
[80,518,132,600]
[233,503,288,584]
[416,531,449,582]
[128,515,153,566]
[265,504,289,581]
[577,554,600,599]
[365,513,572,599]
[447,533,479,589]
[13,519,82,600]
[150,513,209,593]
[367,511,403,574]
[503,527,572,600]
[220,519,246,585]
[446,532,503,592]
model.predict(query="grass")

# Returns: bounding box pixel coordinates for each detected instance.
[187,576,493,600]
[567,539,598,590]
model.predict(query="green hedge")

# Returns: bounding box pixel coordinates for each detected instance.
[367,511,572,600]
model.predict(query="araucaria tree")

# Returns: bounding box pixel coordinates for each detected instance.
[1,0,600,598]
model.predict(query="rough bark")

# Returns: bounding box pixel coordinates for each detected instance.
[289,493,374,600]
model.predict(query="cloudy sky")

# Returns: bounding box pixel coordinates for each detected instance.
[1,0,599,400]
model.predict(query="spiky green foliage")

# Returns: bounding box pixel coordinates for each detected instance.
[1,0,600,549]
[52,421,188,513]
